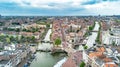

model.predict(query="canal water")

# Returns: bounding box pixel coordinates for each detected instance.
[86,22,100,48]
[38,29,53,51]
[30,24,67,67]
[30,52,66,67]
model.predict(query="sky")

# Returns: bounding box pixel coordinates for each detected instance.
[0,0,120,16]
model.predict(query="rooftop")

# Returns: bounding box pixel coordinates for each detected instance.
[62,51,83,67]
[86,46,119,67]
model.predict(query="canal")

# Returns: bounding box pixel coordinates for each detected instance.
[30,52,66,67]
[86,22,100,48]
[30,24,67,67]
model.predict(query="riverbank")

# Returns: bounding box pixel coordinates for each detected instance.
[54,57,67,67]
[17,51,34,67]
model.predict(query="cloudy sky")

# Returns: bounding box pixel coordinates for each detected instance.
[0,0,120,16]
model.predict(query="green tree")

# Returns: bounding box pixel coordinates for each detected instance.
[112,41,116,46]
[3,27,7,30]
[31,27,36,33]
[31,36,35,42]
[15,28,20,32]
[0,35,5,42]
[89,26,93,31]
[10,36,15,42]
[22,28,26,31]
[6,37,10,44]
[80,62,85,67]
[16,36,20,43]
[6,35,9,38]
[83,45,88,49]
[46,24,50,28]
[36,27,39,32]
[20,35,25,42]
[54,38,61,46]
[95,28,101,44]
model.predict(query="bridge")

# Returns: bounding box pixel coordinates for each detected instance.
[73,42,84,46]
[64,47,76,56]
[91,30,98,32]
[41,40,53,43]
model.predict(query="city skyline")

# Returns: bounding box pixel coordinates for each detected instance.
[0,0,120,16]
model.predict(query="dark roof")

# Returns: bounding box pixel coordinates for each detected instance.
[0,60,9,64]
[112,46,120,53]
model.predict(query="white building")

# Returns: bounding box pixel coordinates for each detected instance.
[102,26,120,45]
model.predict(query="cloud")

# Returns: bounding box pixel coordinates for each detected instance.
[0,0,120,15]
[84,1,120,15]
[0,0,87,9]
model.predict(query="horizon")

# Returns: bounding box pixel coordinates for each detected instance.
[1,14,120,16]
[0,0,120,16]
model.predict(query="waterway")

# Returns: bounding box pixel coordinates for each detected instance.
[30,52,66,67]
[38,29,53,51]
[30,24,66,67]
[86,22,100,48]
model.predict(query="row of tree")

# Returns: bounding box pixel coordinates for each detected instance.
[22,27,40,33]
[3,27,41,33]
[0,34,36,44]
[89,22,95,31]
[95,22,101,44]
[3,27,20,32]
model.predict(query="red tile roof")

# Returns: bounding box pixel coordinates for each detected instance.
[62,51,83,67]
[105,63,118,67]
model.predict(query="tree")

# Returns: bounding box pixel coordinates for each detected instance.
[89,26,93,31]
[83,45,88,49]
[22,28,26,31]
[31,27,36,33]
[3,27,7,30]
[30,36,35,43]
[20,35,25,42]
[95,29,101,44]
[0,35,6,42]
[10,36,15,42]
[54,38,61,47]
[36,27,39,32]
[112,41,116,46]
[15,28,20,32]
[16,36,20,43]
[80,62,85,67]
[6,37,10,44]
[31,36,35,40]
[46,24,50,28]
